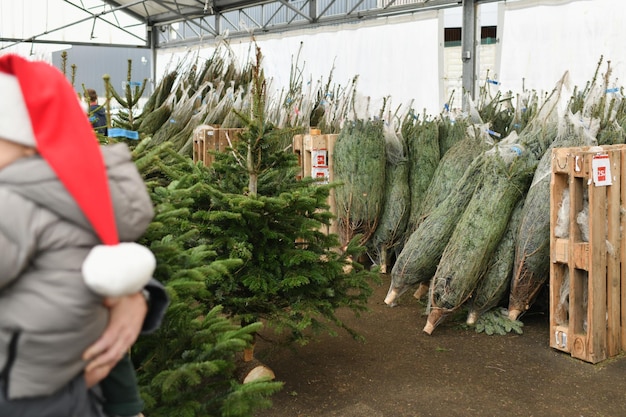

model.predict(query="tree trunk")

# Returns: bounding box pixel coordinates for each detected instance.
[235,341,276,383]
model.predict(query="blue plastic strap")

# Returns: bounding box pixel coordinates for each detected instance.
[486,129,501,138]
[108,128,139,140]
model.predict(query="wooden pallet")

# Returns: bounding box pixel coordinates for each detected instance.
[550,145,623,363]
[293,130,338,236]
[192,125,244,167]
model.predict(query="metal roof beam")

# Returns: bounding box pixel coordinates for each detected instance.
[1,0,149,51]
[154,0,465,48]
[102,0,149,21]
[1,0,501,50]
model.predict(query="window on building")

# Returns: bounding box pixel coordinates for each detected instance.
[481,26,497,45]
[444,25,497,47]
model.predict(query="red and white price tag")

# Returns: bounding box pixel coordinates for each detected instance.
[591,154,612,186]
[312,149,328,167]
[312,167,329,184]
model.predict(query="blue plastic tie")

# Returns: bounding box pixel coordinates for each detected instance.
[486,129,501,138]
[108,128,139,140]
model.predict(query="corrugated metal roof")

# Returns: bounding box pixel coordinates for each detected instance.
[104,0,276,24]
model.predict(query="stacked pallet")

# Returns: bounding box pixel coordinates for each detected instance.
[193,125,245,167]
[293,129,338,235]
[550,145,625,363]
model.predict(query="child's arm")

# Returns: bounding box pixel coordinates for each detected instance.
[82,278,168,387]
[0,191,39,287]
[0,233,25,285]
[82,292,147,388]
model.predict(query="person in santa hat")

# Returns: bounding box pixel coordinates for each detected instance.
[0,54,168,417]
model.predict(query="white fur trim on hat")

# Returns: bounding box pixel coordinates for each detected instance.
[82,242,156,297]
[0,71,36,147]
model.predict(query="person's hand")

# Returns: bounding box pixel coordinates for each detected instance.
[83,292,148,388]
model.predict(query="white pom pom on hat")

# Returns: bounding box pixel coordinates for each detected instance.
[0,54,155,297]
[82,243,156,297]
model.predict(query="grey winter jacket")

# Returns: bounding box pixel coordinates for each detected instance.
[0,143,156,400]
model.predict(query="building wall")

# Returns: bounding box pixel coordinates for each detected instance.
[499,0,626,96]
[52,45,153,105]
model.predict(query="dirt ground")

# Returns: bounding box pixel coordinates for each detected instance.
[254,274,626,417]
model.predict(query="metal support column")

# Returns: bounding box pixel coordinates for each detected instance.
[310,0,318,22]
[149,25,158,95]
[461,0,477,110]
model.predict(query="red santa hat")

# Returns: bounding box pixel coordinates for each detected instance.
[0,54,155,297]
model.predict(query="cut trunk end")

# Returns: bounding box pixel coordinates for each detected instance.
[508,309,522,321]
[466,310,479,326]
[235,357,276,383]
[413,282,430,300]
[236,339,275,384]
[384,287,399,306]
[243,362,276,384]
[423,308,445,335]
[379,246,388,274]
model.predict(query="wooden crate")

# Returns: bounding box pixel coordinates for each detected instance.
[550,145,624,363]
[293,130,338,236]
[193,125,244,167]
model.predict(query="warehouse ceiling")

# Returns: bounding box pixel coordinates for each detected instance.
[0,0,500,50]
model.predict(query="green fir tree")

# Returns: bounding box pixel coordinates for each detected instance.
[107,58,148,131]
[206,45,380,343]
[131,141,282,417]
[128,44,378,416]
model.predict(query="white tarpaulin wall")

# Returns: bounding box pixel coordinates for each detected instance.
[158,12,441,117]
[158,0,626,118]
[499,0,626,94]
[238,14,440,118]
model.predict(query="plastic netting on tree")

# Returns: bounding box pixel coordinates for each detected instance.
[466,199,524,326]
[417,122,493,222]
[508,111,600,320]
[385,153,485,306]
[367,121,410,272]
[424,138,536,334]
[333,118,386,247]
[403,113,440,233]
